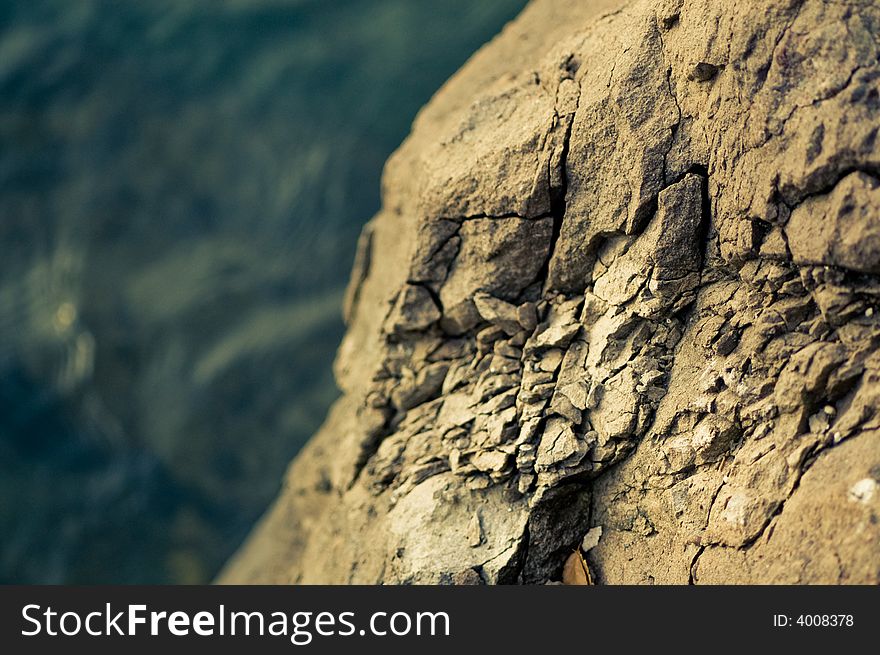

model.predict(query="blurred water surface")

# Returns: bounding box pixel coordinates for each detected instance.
[0,0,526,583]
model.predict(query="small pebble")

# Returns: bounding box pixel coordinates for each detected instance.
[581,526,603,552]
[691,62,720,82]
[848,478,877,504]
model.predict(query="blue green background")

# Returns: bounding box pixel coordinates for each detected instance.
[0,0,526,584]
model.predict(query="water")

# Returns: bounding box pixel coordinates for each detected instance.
[0,0,527,584]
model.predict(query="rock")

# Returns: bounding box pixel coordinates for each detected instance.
[787,172,880,274]
[532,321,580,350]
[474,293,522,335]
[391,362,450,410]
[480,388,518,415]
[535,418,587,471]
[689,62,720,82]
[558,380,590,410]
[537,348,564,372]
[581,526,603,552]
[691,414,740,464]
[438,393,475,428]
[494,340,523,360]
[384,284,441,334]
[549,390,582,424]
[450,568,484,585]
[517,302,539,332]
[471,449,510,473]
[222,0,880,586]
[848,478,877,504]
[475,325,506,350]
[467,512,484,547]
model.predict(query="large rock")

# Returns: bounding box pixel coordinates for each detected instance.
[221,0,880,584]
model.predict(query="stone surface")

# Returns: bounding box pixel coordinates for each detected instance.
[221,0,880,585]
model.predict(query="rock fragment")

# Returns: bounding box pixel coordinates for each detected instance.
[467,512,484,547]
[581,526,603,552]
[690,62,720,82]
[474,293,522,335]
[384,284,441,334]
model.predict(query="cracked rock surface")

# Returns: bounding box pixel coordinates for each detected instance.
[221,0,880,584]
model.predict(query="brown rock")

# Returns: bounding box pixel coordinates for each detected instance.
[221,0,880,586]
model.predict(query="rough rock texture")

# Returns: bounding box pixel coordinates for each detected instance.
[221,0,880,584]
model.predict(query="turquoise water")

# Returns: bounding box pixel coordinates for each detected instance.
[0,0,527,584]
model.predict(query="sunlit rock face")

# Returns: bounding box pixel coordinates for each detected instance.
[223,0,880,585]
